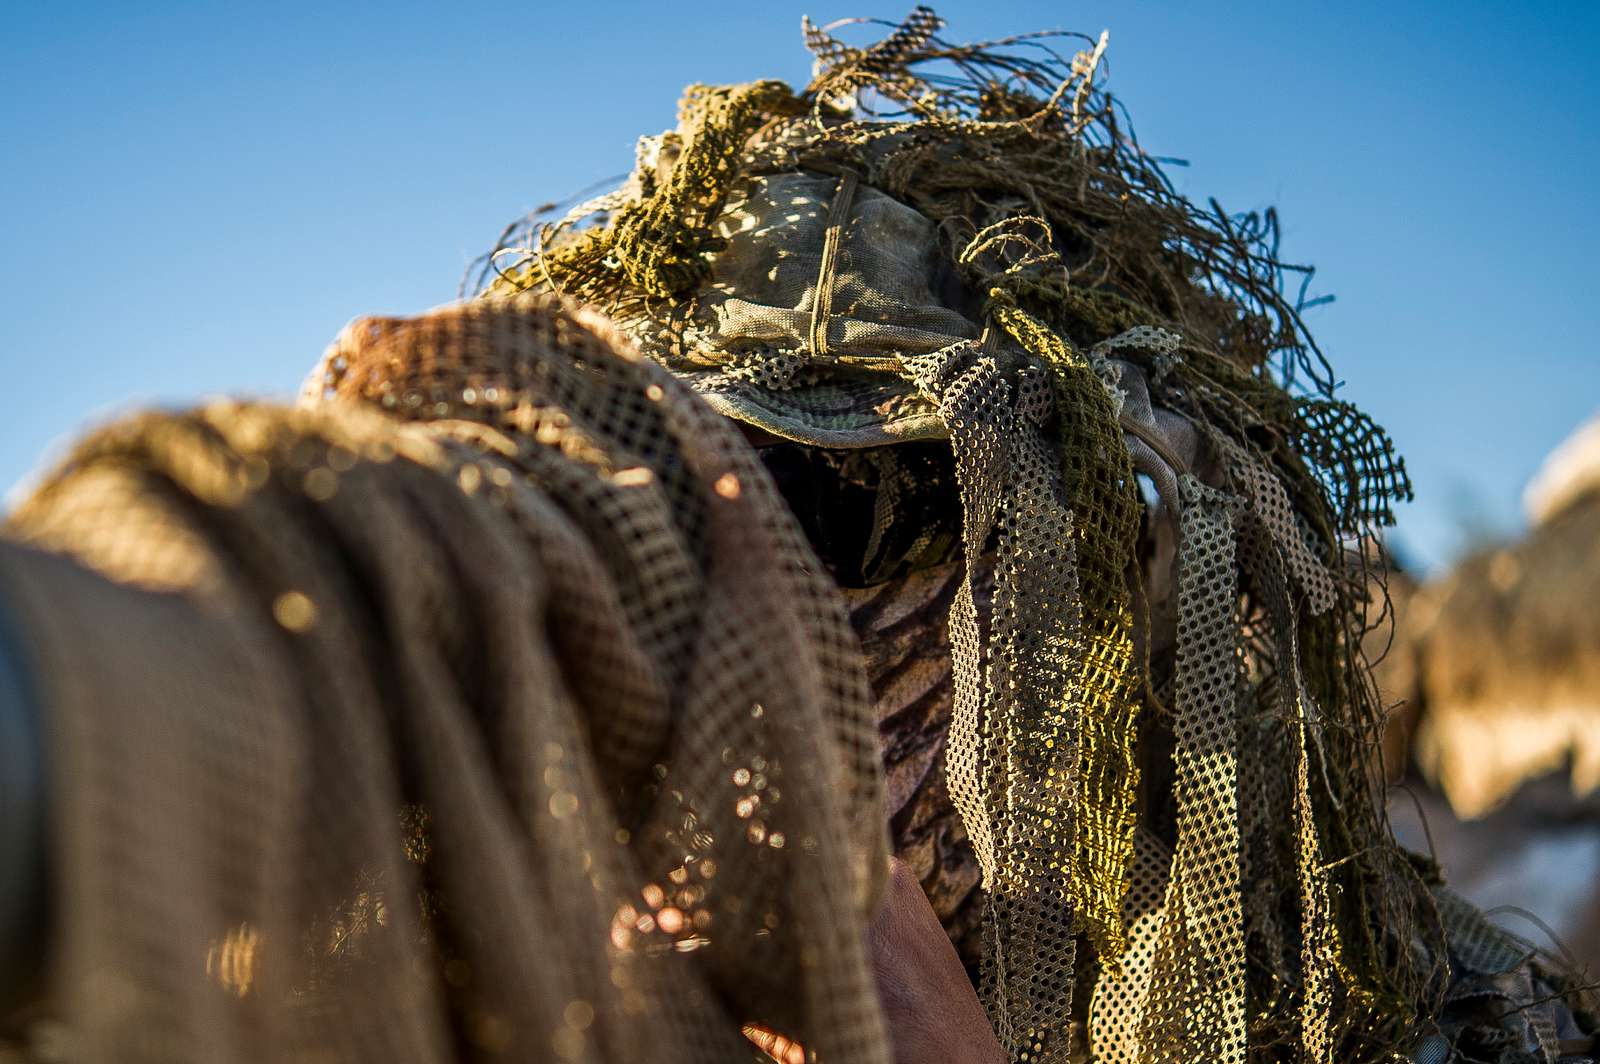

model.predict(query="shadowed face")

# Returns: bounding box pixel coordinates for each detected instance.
[733,417,985,966]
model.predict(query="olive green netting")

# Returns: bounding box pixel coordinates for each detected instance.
[512,80,805,304]
[986,298,1142,958]
[469,8,1595,1060]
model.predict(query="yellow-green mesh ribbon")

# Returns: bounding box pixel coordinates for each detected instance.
[991,298,1143,957]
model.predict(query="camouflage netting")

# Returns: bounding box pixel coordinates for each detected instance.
[2,8,1596,1064]
[474,8,1596,1061]
[1,300,894,1063]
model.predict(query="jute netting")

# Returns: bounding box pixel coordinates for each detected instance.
[0,297,892,1063]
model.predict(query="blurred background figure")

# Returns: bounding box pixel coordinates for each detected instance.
[1381,411,1600,975]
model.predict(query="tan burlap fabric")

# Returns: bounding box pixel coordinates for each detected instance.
[0,297,892,1063]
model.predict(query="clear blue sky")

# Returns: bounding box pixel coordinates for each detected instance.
[2,2,1595,573]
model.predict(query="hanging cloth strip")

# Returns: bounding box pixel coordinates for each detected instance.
[897,337,1085,1060]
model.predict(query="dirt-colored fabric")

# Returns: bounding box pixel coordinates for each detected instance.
[0,297,891,1064]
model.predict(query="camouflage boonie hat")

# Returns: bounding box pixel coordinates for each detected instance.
[665,168,996,448]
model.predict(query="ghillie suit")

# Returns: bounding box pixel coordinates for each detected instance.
[471,9,1596,1061]
[1,10,1594,1064]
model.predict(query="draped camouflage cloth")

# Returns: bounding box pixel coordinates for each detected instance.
[0,299,894,1063]
[472,8,1597,1062]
